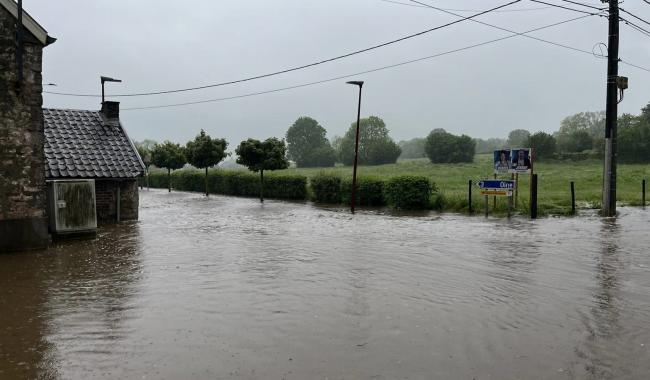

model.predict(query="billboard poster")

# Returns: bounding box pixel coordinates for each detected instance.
[493,149,511,174]
[510,148,532,173]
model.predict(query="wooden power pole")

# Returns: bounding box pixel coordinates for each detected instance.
[602,0,620,217]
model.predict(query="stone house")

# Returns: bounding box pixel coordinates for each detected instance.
[0,0,55,252]
[1,0,144,252]
[43,101,145,223]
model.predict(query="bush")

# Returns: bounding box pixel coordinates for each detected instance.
[425,129,475,163]
[527,132,557,160]
[147,169,307,200]
[384,175,435,210]
[341,176,386,206]
[301,145,337,168]
[310,173,343,203]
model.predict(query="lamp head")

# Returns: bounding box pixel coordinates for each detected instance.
[346,80,364,87]
[101,76,122,84]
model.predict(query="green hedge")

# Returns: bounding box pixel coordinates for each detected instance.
[384,175,434,209]
[146,169,307,200]
[341,176,386,206]
[147,169,439,209]
[310,173,436,209]
[310,172,343,203]
[310,173,385,206]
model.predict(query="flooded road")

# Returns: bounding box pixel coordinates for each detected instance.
[2,189,650,379]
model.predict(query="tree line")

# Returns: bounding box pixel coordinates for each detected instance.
[135,101,650,193]
[135,132,288,202]
[400,102,650,163]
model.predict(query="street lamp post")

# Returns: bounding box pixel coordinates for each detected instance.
[346,80,364,214]
[100,76,122,104]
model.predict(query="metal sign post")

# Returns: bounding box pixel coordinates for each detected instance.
[478,180,515,217]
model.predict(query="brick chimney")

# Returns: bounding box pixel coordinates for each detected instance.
[101,101,120,120]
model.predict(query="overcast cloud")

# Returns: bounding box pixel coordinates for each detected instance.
[29,0,650,146]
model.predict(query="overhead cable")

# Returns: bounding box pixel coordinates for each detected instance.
[619,7,650,27]
[44,0,521,98]
[121,15,603,111]
[376,0,552,12]
[528,0,604,14]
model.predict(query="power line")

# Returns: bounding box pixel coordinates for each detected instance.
[619,8,650,27]
[558,0,606,11]
[121,14,600,111]
[43,0,521,98]
[407,0,605,54]
[528,0,603,14]
[620,17,650,38]
[408,1,649,72]
[621,59,650,73]
[376,0,553,12]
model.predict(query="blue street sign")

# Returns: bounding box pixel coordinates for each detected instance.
[477,180,516,190]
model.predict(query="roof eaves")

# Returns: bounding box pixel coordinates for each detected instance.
[0,0,53,46]
[114,118,147,175]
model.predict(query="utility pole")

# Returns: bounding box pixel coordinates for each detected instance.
[346,80,364,214]
[602,0,619,217]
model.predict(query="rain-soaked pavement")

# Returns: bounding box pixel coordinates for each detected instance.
[1,189,650,380]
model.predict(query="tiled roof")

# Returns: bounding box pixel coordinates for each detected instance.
[43,108,145,179]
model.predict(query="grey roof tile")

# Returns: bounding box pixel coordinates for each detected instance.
[43,108,145,179]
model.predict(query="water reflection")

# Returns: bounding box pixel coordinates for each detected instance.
[572,218,626,379]
[0,223,143,379]
[2,190,650,379]
[0,251,57,380]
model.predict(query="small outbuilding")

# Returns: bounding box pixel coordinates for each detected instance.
[43,101,145,223]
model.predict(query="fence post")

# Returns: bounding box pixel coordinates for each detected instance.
[493,173,497,210]
[514,173,518,208]
[508,193,513,218]
[531,174,538,219]
[468,179,473,214]
[485,195,489,218]
[641,179,645,207]
[571,181,576,215]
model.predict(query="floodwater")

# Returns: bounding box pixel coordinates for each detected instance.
[1,190,650,380]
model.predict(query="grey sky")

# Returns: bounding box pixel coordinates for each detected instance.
[31,0,650,146]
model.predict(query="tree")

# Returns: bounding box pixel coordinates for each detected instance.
[398,138,427,159]
[527,132,556,160]
[186,130,228,196]
[301,145,337,168]
[556,130,593,153]
[424,129,475,163]
[235,138,289,202]
[331,135,343,155]
[618,105,650,163]
[555,111,606,153]
[640,102,650,125]
[151,141,186,192]
[507,129,531,147]
[474,137,507,154]
[559,111,605,139]
[338,116,401,166]
[285,117,336,168]
[133,140,156,190]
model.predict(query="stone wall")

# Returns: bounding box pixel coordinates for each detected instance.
[95,180,139,223]
[0,6,48,252]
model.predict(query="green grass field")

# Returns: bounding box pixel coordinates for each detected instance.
[279,154,649,214]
